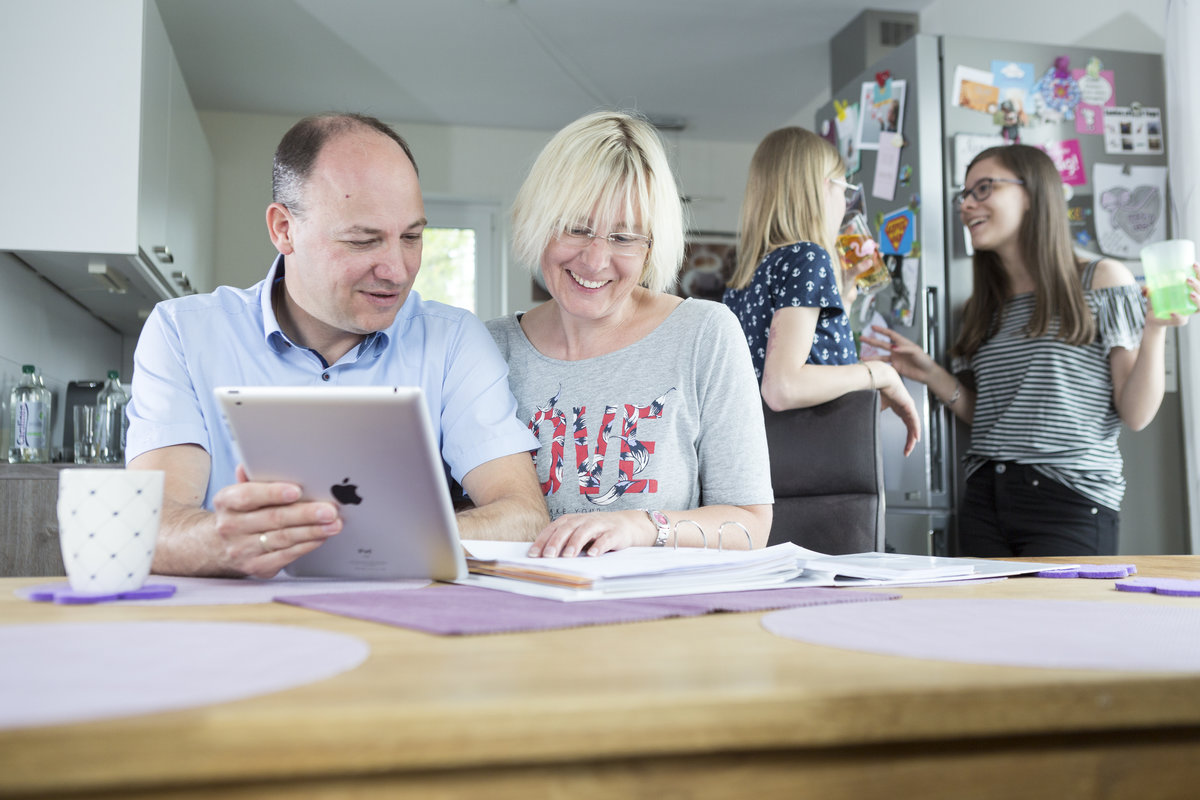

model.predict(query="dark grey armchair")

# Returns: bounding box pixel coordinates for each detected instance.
[762,390,885,554]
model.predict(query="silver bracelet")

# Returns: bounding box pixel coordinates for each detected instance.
[947,379,961,406]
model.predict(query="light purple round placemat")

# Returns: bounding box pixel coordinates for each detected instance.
[0,621,370,729]
[762,599,1200,672]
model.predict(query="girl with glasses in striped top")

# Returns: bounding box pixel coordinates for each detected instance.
[864,144,1198,557]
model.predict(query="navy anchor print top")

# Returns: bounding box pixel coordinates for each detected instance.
[723,241,857,380]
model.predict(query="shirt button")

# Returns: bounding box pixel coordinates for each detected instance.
[1090,507,1098,515]
[1031,479,1039,487]
[994,463,1006,474]
[322,373,330,382]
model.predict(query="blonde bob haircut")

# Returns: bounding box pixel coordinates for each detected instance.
[511,111,685,294]
[729,126,845,293]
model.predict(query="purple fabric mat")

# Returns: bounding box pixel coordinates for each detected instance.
[763,599,1200,672]
[1116,577,1200,597]
[276,584,900,635]
[1037,564,1138,579]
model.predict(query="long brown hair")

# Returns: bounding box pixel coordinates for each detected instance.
[952,145,1095,359]
[728,127,845,293]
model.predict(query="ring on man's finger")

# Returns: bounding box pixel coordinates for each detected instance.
[259,533,272,554]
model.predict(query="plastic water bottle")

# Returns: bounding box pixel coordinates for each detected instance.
[96,370,130,464]
[8,364,52,463]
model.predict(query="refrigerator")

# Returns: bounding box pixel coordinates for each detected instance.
[817,35,1170,555]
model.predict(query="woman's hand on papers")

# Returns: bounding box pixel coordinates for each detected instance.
[527,510,653,558]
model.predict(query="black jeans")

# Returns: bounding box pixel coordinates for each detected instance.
[958,462,1119,557]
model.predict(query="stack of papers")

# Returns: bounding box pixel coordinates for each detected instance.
[460,541,1077,601]
[461,541,804,601]
[800,552,978,581]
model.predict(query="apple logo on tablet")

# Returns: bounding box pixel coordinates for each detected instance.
[331,478,362,505]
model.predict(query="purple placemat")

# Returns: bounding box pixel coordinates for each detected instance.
[276,584,900,635]
[763,599,1200,672]
[0,622,369,730]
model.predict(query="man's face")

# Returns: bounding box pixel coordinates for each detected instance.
[269,129,425,350]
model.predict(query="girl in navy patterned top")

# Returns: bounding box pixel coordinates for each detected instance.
[724,127,920,456]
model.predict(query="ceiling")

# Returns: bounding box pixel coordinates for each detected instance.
[158,0,934,145]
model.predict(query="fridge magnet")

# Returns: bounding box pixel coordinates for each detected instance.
[1066,194,1098,249]
[989,60,1035,140]
[951,65,995,110]
[1040,139,1086,186]
[995,100,1027,143]
[898,164,913,187]
[1092,163,1168,258]
[1030,56,1082,121]
[881,255,919,327]
[879,208,916,256]
[952,133,1006,185]
[856,79,906,151]
[1072,58,1115,135]
[991,60,1036,98]
[858,311,892,358]
[834,100,861,175]
[819,118,839,146]
[871,132,904,201]
[1103,105,1164,155]
[959,80,1000,114]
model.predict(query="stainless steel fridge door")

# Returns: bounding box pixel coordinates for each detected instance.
[885,509,952,556]
[819,34,954,514]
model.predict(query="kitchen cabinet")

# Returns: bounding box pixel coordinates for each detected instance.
[0,465,71,577]
[0,0,215,335]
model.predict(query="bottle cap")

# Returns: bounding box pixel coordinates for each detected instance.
[22,364,35,373]
[107,370,119,380]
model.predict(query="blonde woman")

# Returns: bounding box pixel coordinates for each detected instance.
[488,111,773,557]
[724,126,920,455]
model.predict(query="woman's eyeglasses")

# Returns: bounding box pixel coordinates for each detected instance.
[953,177,1024,208]
[557,225,652,257]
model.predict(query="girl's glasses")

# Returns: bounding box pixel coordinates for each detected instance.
[953,177,1024,208]
[830,177,861,205]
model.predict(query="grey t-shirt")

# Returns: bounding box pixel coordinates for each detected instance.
[486,298,773,519]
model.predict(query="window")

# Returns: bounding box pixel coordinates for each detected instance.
[412,201,501,320]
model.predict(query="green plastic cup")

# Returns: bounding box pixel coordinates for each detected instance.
[1140,239,1197,320]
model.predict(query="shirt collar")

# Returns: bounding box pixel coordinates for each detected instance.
[260,254,391,359]
[261,254,291,353]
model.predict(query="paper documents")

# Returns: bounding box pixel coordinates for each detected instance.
[801,552,977,581]
[460,541,1076,601]
[461,541,804,601]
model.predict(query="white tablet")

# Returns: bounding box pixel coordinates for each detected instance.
[214,385,466,581]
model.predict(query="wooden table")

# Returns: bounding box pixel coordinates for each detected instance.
[3,556,1200,799]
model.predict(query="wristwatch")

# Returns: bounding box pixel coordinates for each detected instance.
[645,509,671,547]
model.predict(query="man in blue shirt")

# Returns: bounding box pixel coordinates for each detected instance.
[127,113,546,577]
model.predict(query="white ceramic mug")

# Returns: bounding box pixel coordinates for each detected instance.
[57,469,165,593]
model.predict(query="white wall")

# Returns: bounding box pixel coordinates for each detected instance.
[0,253,125,458]
[198,110,755,315]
